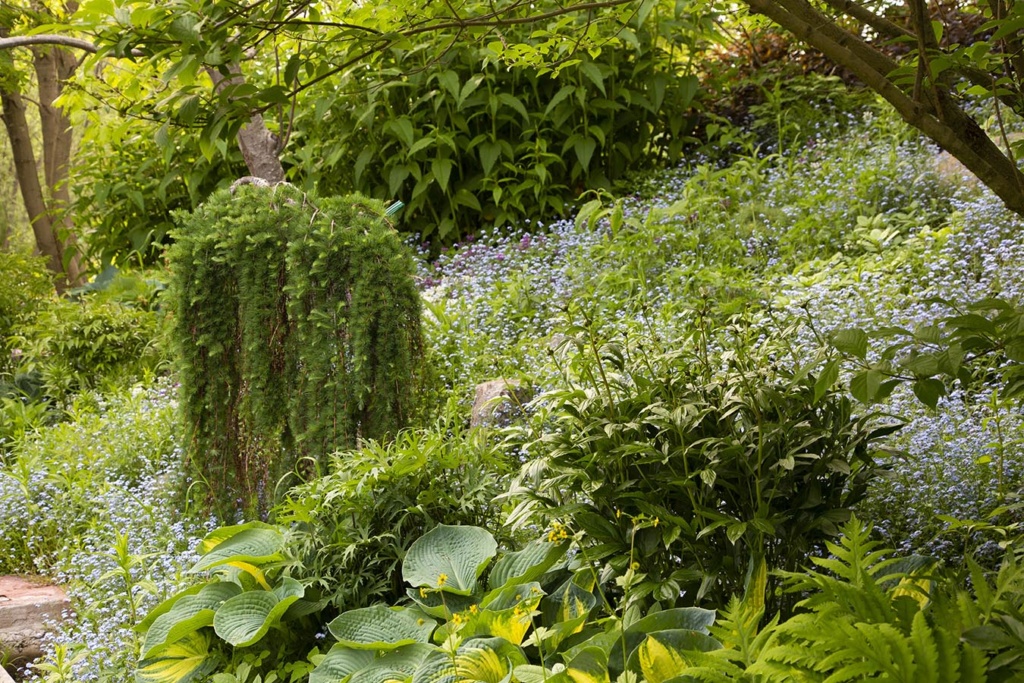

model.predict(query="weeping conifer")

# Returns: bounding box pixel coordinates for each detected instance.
[167,185,423,519]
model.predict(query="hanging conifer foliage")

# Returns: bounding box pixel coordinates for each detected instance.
[167,184,423,519]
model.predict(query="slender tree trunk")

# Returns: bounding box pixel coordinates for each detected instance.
[33,42,83,285]
[0,86,73,289]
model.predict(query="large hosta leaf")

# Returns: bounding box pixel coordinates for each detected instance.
[455,637,527,683]
[143,582,241,657]
[212,577,304,647]
[608,607,715,673]
[348,644,435,683]
[190,526,285,573]
[198,521,281,555]
[403,525,497,595]
[328,605,436,650]
[463,582,543,645]
[136,630,217,683]
[309,645,376,683]
[488,539,567,590]
[567,646,610,683]
[407,587,478,619]
[412,648,456,683]
[627,630,721,683]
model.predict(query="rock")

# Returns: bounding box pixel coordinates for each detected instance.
[0,665,15,683]
[471,379,530,428]
[0,576,69,665]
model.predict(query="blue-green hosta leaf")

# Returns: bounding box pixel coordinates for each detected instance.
[608,608,715,673]
[627,630,721,682]
[455,637,527,683]
[143,582,241,657]
[488,540,567,590]
[190,526,285,573]
[403,525,497,595]
[197,521,280,555]
[136,583,206,633]
[348,644,435,683]
[407,587,478,620]
[328,605,436,650]
[308,645,376,683]
[212,577,303,647]
[412,648,456,683]
[136,630,217,683]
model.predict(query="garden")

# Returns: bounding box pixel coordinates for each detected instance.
[3,0,1024,682]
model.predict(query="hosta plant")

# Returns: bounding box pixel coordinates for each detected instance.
[135,521,322,683]
[308,524,721,683]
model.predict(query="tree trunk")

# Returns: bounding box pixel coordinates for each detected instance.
[0,86,75,290]
[32,42,83,286]
[207,64,285,183]
[744,0,1024,217]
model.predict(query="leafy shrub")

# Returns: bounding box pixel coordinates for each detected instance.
[274,409,517,611]
[293,7,701,244]
[12,294,164,407]
[0,251,53,377]
[167,186,424,519]
[507,311,898,616]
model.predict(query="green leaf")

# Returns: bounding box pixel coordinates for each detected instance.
[567,646,610,683]
[815,359,840,401]
[497,93,530,122]
[142,582,241,657]
[630,630,721,682]
[136,631,217,683]
[212,577,303,647]
[912,378,945,409]
[454,637,527,683]
[488,539,567,590]
[479,141,502,176]
[432,158,454,193]
[348,645,434,683]
[404,525,497,595]
[574,138,597,170]
[327,605,435,650]
[190,526,285,572]
[412,648,456,683]
[850,370,882,403]
[309,645,376,683]
[608,608,715,673]
[579,62,606,96]
[388,117,416,148]
[832,328,869,359]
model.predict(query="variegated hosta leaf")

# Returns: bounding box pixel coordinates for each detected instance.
[455,637,528,683]
[546,578,597,623]
[136,584,205,634]
[190,526,285,573]
[608,607,716,673]
[328,605,436,650]
[308,645,376,683]
[412,648,456,683]
[347,644,436,683]
[513,664,570,683]
[212,577,304,647]
[460,582,543,645]
[488,539,568,590]
[566,646,610,683]
[142,581,241,657]
[627,630,722,683]
[135,630,217,683]
[404,525,497,595]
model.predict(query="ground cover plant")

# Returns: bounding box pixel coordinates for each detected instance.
[5,80,1024,683]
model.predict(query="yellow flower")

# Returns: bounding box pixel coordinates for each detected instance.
[437,573,449,587]
[420,587,429,598]
[630,561,640,571]
[652,517,660,528]
[615,508,622,519]
[469,604,479,614]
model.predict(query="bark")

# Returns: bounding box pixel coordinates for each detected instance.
[0,86,71,288]
[745,0,1024,218]
[207,64,285,183]
[33,43,83,285]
